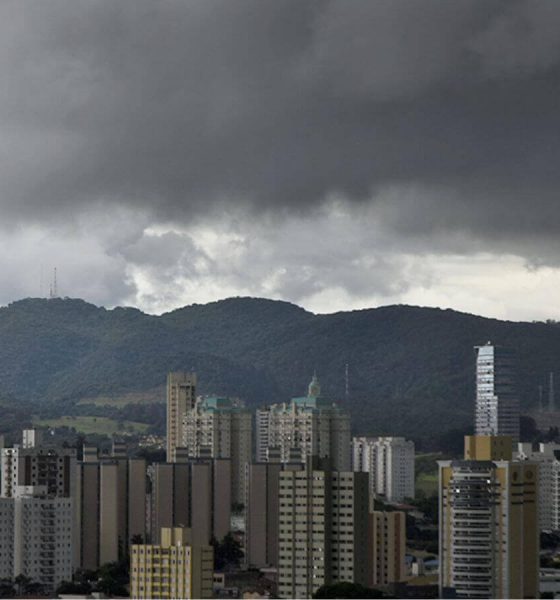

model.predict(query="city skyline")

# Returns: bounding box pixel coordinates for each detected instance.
[0,2,559,320]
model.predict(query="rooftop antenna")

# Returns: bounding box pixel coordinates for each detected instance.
[345,363,349,402]
[549,372,555,412]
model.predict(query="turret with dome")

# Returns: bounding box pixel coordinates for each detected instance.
[307,373,321,398]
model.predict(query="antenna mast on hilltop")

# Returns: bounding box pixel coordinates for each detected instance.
[49,267,58,299]
[549,372,555,412]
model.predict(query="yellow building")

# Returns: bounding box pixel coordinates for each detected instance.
[439,436,538,599]
[130,527,213,599]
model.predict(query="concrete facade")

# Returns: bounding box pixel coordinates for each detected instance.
[1,444,76,499]
[245,462,304,570]
[167,371,197,463]
[352,436,415,503]
[75,444,147,570]
[2,486,74,591]
[439,436,538,599]
[130,527,213,599]
[182,396,252,505]
[257,376,351,472]
[368,511,406,587]
[277,465,369,599]
[148,459,232,546]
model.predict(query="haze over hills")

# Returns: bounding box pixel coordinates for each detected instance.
[0,296,559,439]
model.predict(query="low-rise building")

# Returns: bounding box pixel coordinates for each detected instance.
[130,527,213,599]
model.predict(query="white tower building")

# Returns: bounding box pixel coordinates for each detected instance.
[352,436,415,503]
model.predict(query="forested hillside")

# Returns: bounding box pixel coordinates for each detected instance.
[0,296,558,438]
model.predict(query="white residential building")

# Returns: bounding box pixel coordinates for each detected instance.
[256,375,351,471]
[0,486,73,590]
[352,436,415,503]
[516,442,560,531]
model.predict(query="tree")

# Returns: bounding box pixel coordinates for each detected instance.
[212,533,244,570]
[520,415,539,442]
[97,560,129,597]
[313,582,388,598]
[0,578,14,598]
[14,574,31,596]
[56,579,93,595]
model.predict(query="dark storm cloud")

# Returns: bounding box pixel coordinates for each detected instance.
[1,0,560,257]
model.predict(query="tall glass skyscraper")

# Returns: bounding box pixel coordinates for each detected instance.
[475,342,520,442]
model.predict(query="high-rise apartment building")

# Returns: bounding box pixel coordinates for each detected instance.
[245,461,304,569]
[1,430,76,498]
[167,371,197,462]
[257,375,351,471]
[475,342,520,442]
[352,436,415,503]
[0,485,73,591]
[516,441,560,531]
[130,527,213,599]
[182,396,252,504]
[439,436,538,599]
[277,462,369,599]
[368,511,406,587]
[148,459,231,546]
[75,443,147,570]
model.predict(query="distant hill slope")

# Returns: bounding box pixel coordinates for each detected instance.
[0,296,559,438]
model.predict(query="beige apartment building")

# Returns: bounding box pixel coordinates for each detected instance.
[130,527,213,599]
[182,396,252,504]
[439,435,538,599]
[277,463,369,599]
[167,371,197,462]
[368,511,406,587]
[75,443,146,570]
[245,461,304,569]
[148,459,231,546]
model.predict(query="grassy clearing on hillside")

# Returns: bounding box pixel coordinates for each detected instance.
[415,453,442,497]
[32,415,149,436]
[77,389,163,407]
[416,472,439,496]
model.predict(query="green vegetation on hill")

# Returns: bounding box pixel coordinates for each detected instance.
[0,296,559,440]
[32,415,149,436]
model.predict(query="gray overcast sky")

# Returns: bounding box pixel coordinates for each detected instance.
[1,0,560,320]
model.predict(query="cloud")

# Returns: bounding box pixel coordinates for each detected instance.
[0,1,559,318]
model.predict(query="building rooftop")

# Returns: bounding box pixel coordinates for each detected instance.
[196,396,248,412]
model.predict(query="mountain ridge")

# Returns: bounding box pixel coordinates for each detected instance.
[0,295,558,438]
